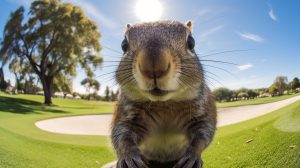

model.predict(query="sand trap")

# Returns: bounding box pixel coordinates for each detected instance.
[35,95,300,135]
[36,114,112,135]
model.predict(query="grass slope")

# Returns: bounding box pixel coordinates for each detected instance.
[0,94,299,167]
[203,98,300,167]
[217,93,300,108]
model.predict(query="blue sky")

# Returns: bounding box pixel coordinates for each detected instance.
[1,0,300,94]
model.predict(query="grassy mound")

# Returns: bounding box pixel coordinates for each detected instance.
[0,94,299,167]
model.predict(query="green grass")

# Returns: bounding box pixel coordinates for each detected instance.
[0,93,300,167]
[203,97,300,167]
[217,93,300,108]
[0,94,116,168]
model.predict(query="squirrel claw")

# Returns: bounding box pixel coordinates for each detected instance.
[173,155,203,168]
[117,156,148,168]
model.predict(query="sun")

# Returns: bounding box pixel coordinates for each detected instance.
[135,0,163,22]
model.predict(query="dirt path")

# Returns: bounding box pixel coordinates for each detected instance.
[35,95,300,135]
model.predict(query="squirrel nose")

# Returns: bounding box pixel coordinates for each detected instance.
[140,62,171,79]
[138,48,171,79]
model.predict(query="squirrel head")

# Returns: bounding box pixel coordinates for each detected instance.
[116,20,203,102]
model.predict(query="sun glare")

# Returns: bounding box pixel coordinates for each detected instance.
[135,0,163,22]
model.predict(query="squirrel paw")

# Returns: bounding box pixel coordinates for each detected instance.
[173,154,203,168]
[117,154,148,168]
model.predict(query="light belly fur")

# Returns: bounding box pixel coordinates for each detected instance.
[139,132,189,162]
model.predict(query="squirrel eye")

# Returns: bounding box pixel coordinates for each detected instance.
[187,35,195,50]
[121,38,129,52]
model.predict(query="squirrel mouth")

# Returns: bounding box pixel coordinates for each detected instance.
[149,88,169,96]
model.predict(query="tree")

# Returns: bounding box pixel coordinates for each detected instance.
[237,92,249,99]
[269,84,279,96]
[105,86,110,101]
[271,76,288,96]
[110,90,119,101]
[0,68,5,90]
[247,89,258,99]
[0,54,4,90]
[290,77,300,90]
[81,78,100,100]
[213,87,232,102]
[72,92,80,98]
[8,58,29,92]
[1,0,102,104]
[0,39,10,91]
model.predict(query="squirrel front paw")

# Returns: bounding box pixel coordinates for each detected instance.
[117,157,148,168]
[117,150,148,168]
[173,152,203,168]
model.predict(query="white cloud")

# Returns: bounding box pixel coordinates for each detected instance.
[237,64,253,70]
[267,3,278,22]
[237,32,264,43]
[269,9,278,22]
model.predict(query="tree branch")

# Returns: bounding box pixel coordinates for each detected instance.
[40,29,58,69]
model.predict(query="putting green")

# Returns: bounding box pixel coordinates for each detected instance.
[274,107,300,132]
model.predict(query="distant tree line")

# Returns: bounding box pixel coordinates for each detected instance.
[213,76,300,102]
[79,77,119,101]
[76,85,119,102]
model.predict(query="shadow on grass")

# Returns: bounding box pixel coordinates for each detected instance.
[0,96,68,114]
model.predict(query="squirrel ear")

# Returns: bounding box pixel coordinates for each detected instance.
[125,23,131,32]
[186,20,193,31]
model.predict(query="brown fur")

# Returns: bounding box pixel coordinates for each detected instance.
[107,20,217,168]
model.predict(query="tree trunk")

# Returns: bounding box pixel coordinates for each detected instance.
[41,75,53,105]
[14,73,21,93]
[0,67,5,90]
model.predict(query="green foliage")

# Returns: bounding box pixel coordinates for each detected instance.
[237,92,248,98]
[104,86,110,101]
[290,77,300,90]
[110,89,119,101]
[269,76,288,96]
[0,0,102,104]
[213,87,260,102]
[269,84,279,95]
[212,87,232,102]
[52,73,73,95]
[0,38,10,90]
[246,89,259,98]
[81,78,100,93]
[80,77,100,100]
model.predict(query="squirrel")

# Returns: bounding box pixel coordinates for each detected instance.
[103,20,217,168]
